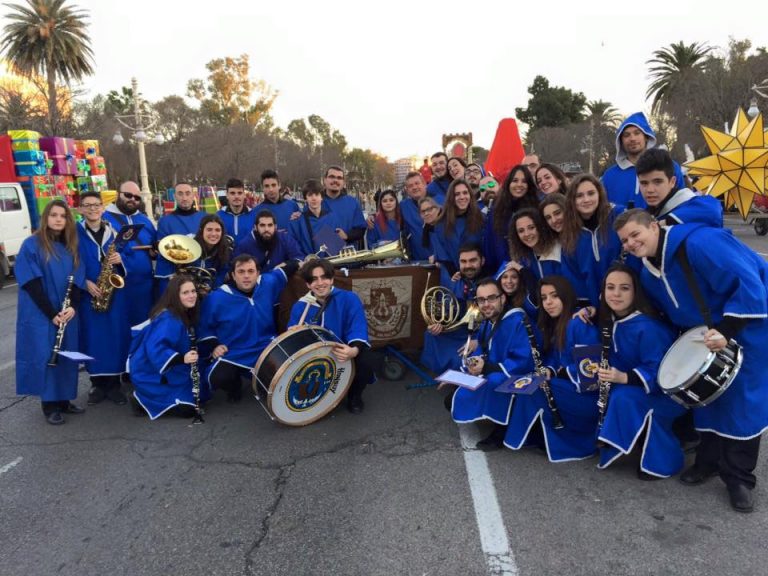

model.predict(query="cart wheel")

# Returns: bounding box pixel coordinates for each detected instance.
[382,357,407,381]
[755,220,768,236]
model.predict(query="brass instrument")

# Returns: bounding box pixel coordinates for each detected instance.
[326,239,405,266]
[420,285,481,332]
[158,234,214,294]
[92,242,125,312]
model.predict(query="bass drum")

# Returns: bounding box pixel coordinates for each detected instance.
[658,326,743,408]
[253,326,354,426]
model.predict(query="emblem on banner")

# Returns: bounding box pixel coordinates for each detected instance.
[355,277,413,340]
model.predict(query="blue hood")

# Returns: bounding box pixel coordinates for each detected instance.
[615,112,656,169]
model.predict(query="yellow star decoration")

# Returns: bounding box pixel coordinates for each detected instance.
[685,108,768,219]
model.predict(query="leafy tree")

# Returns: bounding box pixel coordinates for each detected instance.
[0,0,95,132]
[187,54,277,127]
[515,75,586,130]
[645,41,712,114]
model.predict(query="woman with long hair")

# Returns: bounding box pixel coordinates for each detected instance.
[367,189,403,247]
[432,179,485,284]
[595,264,685,479]
[16,200,86,424]
[535,163,568,197]
[193,214,232,289]
[128,274,207,420]
[560,174,625,306]
[503,276,602,460]
[540,193,567,237]
[483,165,539,272]
[447,156,467,181]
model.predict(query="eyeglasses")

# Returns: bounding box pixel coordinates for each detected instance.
[475,294,502,305]
[121,192,141,200]
[310,274,331,282]
[478,181,498,191]
[466,168,483,175]
[420,206,437,215]
[80,203,103,209]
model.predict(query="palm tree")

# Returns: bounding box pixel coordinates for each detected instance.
[0,0,95,132]
[646,41,712,114]
[585,100,621,127]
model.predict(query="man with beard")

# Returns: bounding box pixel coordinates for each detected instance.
[420,243,484,374]
[321,165,367,246]
[260,169,300,232]
[287,259,373,414]
[218,178,256,244]
[234,209,303,274]
[200,254,288,402]
[601,112,685,209]
[465,162,483,194]
[477,174,499,213]
[103,181,157,326]
[426,152,450,202]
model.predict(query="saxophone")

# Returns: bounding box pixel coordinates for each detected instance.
[92,241,125,312]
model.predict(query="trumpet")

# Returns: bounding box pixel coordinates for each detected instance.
[420,285,481,332]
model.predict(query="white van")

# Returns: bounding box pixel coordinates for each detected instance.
[0,182,32,287]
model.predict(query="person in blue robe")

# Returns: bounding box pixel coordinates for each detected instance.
[367,189,404,247]
[103,182,157,327]
[451,278,536,437]
[616,209,768,512]
[199,254,287,401]
[76,191,132,406]
[260,168,301,232]
[601,112,685,209]
[234,209,304,272]
[289,180,344,257]
[589,264,685,479]
[156,214,232,296]
[321,166,367,247]
[635,148,723,227]
[494,261,538,321]
[128,275,206,420]
[431,179,485,286]
[157,182,206,238]
[425,152,450,203]
[560,174,625,306]
[504,276,602,461]
[421,244,483,374]
[217,178,257,244]
[400,172,434,261]
[483,165,539,273]
[287,259,374,414]
[16,199,87,425]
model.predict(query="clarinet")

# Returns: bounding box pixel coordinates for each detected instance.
[187,326,205,424]
[522,315,564,429]
[47,275,74,366]
[596,324,613,432]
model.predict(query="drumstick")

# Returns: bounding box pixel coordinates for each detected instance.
[297,293,318,326]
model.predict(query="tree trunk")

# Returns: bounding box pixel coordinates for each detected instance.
[46,59,58,134]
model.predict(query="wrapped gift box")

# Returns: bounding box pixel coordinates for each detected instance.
[76,174,108,193]
[39,137,78,175]
[87,155,107,176]
[13,150,48,176]
[17,175,55,230]
[76,158,90,177]
[0,135,15,181]
[75,139,100,159]
[52,174,76,197]
[8,129,41,151]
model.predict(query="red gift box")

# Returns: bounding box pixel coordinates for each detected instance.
[88,155,107,175]
[0,135,15,181]
[39,137,78,175]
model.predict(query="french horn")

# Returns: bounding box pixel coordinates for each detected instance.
[420,285,482,332]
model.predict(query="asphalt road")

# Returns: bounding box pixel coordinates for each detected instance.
[1,215,767,576]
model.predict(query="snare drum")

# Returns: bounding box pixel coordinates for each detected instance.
[658,326,743,408]
[252,326,355,426]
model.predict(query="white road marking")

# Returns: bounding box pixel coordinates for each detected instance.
[459,425,519,576]
[0,456,23,477]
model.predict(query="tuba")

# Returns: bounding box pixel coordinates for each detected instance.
[420,285,481,332]
[92,238,125,312]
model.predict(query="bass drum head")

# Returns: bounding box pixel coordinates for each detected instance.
[658,326,711,392]
[265,329,355,426]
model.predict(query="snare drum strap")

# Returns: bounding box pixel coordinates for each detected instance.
[676,241,712,328]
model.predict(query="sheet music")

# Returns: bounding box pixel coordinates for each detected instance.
[436,369,486,390]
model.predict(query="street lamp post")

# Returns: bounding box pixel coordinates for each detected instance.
[112,77,163,220]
